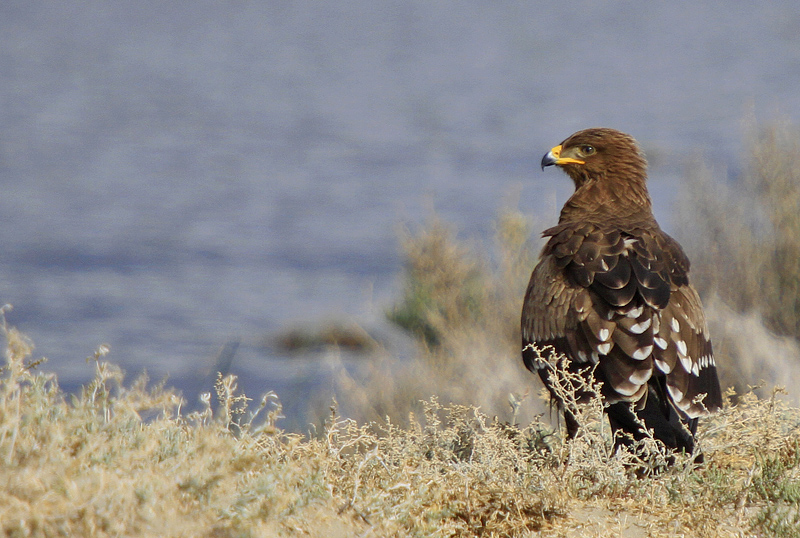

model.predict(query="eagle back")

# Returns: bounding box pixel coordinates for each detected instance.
[523,221,719,416]
[542,222,689,310]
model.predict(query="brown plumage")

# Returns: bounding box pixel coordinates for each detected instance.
[521,128,722,457]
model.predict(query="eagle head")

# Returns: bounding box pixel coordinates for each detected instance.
[541,128,648,188]
[541,128,652,220]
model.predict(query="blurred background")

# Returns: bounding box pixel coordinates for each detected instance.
[2,2,800,431]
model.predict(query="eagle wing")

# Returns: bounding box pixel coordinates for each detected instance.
[521,222,722,419]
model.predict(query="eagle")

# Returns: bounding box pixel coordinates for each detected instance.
[521,128,722,457]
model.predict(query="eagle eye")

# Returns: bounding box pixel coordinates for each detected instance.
[580,145,596,156]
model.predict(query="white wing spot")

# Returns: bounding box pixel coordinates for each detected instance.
[632,345,653,360]
[628,367,652,385]
[627,305,644,318]
[655,358,672,373]
[615,382,641,397]
[691,362,700,376]
[676,339,688,357]
[667,384,684,404]
[597,342,612,355]
[670,318,680,333]
[630,318,652,334]
[701,354,716,369]
[679,353,693,373]
[598,328,610,341]
[654,337,668,350]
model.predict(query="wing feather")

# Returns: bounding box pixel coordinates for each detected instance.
[522,223,722,417]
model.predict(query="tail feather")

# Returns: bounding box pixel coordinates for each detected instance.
[606,380,698,459]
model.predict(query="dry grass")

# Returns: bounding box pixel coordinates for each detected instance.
[3,310,800,536]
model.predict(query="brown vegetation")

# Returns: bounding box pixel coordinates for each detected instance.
[3,314,800,536]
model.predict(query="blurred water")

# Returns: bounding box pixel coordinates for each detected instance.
[2,2,800,429]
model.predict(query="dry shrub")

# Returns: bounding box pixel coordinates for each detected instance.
[675,160,762,312]
[389,209,538,354]
[675,119,800,401]
[388,216,490,347]
[0,311,569,536]
[320,398,565,536]
[703,297,800,403]
[747,121,800,338]
[677,120,800,337]
[4,309,800,536]
[328,209,544,429]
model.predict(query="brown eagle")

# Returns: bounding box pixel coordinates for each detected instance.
[521,128,722,456]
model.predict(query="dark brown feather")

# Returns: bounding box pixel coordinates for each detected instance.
[521,128,722,457]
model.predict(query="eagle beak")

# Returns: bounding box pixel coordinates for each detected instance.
[541,144,585,170]
[541,147,558,170]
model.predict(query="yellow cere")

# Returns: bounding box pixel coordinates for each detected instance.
[553,144,585,165]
